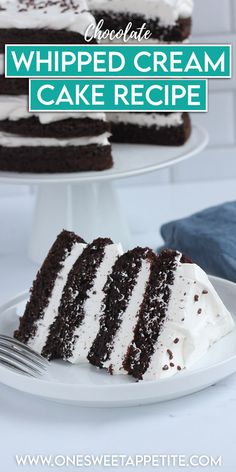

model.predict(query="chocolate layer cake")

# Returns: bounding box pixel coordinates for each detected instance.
[88,0,193,42]
[0,1,113,173]
[15,231,235,381]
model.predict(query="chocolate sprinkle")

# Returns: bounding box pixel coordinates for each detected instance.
[167,349,173,360]
[10,0,84,14]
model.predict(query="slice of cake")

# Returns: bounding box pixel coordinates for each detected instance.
[14,232,123,360]
[89,249,234,380]
[88,0,193,146]
[0,0,113,173]
[14,233,234,382]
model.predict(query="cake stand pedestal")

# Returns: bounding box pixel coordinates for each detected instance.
[0,125,208,264]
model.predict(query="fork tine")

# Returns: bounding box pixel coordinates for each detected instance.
[0,335,49,366]
[0,347,44,376]
[0,340,48,369]
[0,355,42,378]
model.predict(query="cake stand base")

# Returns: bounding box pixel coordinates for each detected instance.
[29,181,132,263]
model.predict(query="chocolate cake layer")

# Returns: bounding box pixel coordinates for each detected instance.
[0,117,110,139]
[88,247,157,370]
[110,113,191,146]
[42,238,113,360]
[124,250,191,380]
[14,230,85,345]
[0,144,113,173]
[0,28,96,53]
[0,76,28,95]
[92,11,192,41]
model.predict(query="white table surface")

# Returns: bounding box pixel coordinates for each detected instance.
[0,179,236,471]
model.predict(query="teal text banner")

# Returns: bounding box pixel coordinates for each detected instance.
[6,45,231,78]
[29,79,208,112]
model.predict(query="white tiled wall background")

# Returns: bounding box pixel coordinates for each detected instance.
[0,0,235,195]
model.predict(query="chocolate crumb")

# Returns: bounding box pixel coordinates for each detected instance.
[174,338,179,344]
[177,366,182,371]
[167,349,173,360]
[202,290,208,295]
[170,363,175,368]
[162,365,169,371]
[194,295,199,302]
[197,308,202,315]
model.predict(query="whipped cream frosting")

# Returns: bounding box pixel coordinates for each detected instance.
[69,243,123,364]
[108,112,183,129]
[104,258,151,374]
[0,95,106,124]
[143,258,235,381]
[0,0,96,35]
[28,242,87,354]
[88,0,193,25]
[0,131,110,147]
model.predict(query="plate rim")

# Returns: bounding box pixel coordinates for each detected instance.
[0,274,235,405]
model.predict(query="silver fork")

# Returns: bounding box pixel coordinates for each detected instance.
[0,334,49,378]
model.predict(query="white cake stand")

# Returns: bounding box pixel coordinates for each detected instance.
[0,125,208,263]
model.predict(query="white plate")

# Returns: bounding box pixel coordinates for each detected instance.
[0,275,235,408]
[0,125,208,184]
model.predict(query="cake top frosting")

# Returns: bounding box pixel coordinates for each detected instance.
[88,0,194,25]
[0,0,96,34]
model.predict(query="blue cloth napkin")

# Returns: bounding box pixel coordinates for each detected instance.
[160,201,236,282]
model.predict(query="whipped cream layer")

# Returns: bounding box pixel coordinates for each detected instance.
[104,258,152,374]
[108,112,183,129]
[0,55,4,75]
[143,259,235,381]
[0,0,96,35]
[89,0,193,25]
[0,131,110,147]
[0,95,106,124]
[69,243,123,364]
[28,242,87,354]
